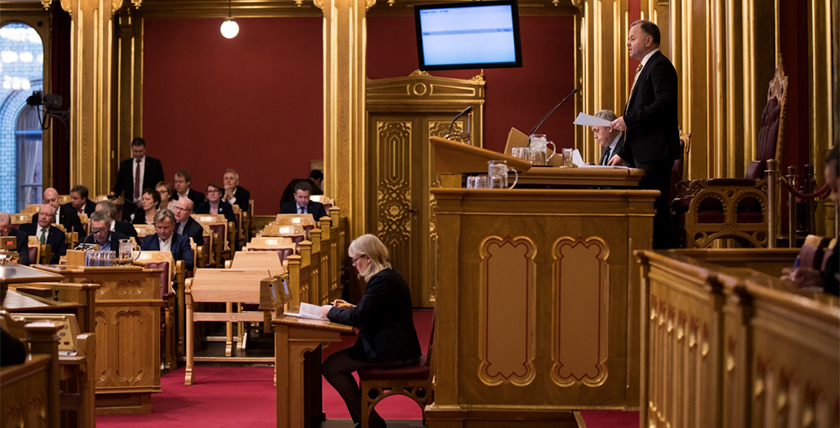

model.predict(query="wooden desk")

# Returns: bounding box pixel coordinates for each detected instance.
[0,262,64,284]
[426,188,657,427]
[274,315,354,428]
[33,265,163,414]
[7,282,99,333]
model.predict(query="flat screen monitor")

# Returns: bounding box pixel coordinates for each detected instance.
[414,0,522,71]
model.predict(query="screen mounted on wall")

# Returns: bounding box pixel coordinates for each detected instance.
[414,0,522,71]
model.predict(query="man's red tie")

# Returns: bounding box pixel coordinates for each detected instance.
[134,159,141,201]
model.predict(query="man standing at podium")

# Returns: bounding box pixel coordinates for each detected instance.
[608,20,680,248]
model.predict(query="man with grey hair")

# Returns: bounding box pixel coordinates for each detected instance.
[87,210,129,253]
[95,201,138,240]
[592,110,632,167]
[19,204,66,264]
[140,209,194,272]
[222,168,251,212]
[0,212,30,265]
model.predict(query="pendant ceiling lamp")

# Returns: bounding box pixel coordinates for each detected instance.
[220,0,239,39]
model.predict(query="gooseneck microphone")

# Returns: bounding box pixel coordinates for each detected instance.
[76,228,101,250]
[446,106,473,142]
[527,88,579,136]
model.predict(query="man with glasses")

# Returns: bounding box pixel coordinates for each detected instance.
[174,198,204,245]
[20,204,66,264]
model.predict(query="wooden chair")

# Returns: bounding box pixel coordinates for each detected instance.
[259,224,307,244]
[226,251,288,350]
[78,213,90,235]
[674,58,787,248]
[58,194,71,205]
[275,213,317,234]
[23,204,41,214]
[93,195,124,220]
[10,213,32,227]
[232,204,244,251]
[27,235,41,266]
[309,194,333,211]
[134,250,183,372]
[0,315,63,428]
[244,237,296,263]
[2,312,95,428]
[193,214,233,266]
[359,313,434,428]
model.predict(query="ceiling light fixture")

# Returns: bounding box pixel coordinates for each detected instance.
[220,0,239,39]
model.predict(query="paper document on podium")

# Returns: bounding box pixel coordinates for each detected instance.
[573,113,612,127]
[284,302,331,320]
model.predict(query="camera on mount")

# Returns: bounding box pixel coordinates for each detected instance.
[26,91,63,110]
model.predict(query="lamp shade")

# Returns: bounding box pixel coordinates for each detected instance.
[220,18,239,39]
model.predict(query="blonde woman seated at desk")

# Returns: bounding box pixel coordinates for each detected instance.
[319,234,421,428]
[132,189,160,225]
[195,182,236,223]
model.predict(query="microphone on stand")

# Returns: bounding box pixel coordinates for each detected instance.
[446,106,473,142]
[76,228,100,250]
[527,88,579,136]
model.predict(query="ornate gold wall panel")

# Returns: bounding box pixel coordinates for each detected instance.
[478,236,537,387]
[808,0,835,171]
[550,236,609,388]
[115,8,143,180]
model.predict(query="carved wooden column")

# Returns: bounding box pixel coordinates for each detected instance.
[316,0,371,237]
[53,0,138,196]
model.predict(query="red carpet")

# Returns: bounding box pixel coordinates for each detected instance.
[97,310,637,427]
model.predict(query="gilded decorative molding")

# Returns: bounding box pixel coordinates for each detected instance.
[477,235,537,387]
[550,236,609,388]
[41,0,53,10]
[111,0,125,14]
[60,0,71,14]
[409,69,431,78]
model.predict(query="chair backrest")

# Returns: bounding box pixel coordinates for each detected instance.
[58,195,71,205]
[821,238,837,272]
[260,224,306,243]
[189,268,271,303]
[747,57,788,181]
[135,250,176,289]
[23,204,40,214]
[245,237,296,262]
[27,235,40,264]
[309,195,333,211]
[230,251,287,277]
[135,224,156,238]
[10,213,31,225]
[799,235,830,270]
[79,213,90,234]
[275,214,316,231]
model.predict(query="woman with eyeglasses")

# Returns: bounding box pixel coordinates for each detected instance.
[156,181,177,212]
[320,234,421,428]
[195,182,236,223]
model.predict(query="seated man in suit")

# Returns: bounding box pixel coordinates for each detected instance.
[95,200,138,240]
[65,184,97,216]
[279,169,324,207]
[279,181,328,219]
[0,212,30,265]
[110,137,166,221]
[87,211,129,252]
[174,170,205,208]
[222,168,251,213]
[196,182,236,223]
[141,209,194,272]
[20,204,66,264]
[592,110,633,167]
[33,187,85,239]
[174,198,204,245]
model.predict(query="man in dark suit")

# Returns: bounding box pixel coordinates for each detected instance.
[173,198,204,245]
[222,169,251,212]
[65,185,97,216]
[33,187,85,239]
[0,212,30,265]
[87,211,129,253]
[279,170,324,207]
[173,171,205,208]
[140,209,194,271]
[279,181,328,219]
[95,200,138,241]
[111,137,166,220]
[608,20,680,249]
[20,204,66,264]
[592,109,633,167]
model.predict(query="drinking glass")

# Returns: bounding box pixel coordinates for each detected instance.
[562,148,574,167]
[487,160,519,189]
[529,134,557,164]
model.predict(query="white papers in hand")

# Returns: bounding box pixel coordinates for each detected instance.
[573,113,612,127]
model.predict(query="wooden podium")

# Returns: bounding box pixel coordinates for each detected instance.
[274,315,354,428]
[426,137,657,427]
